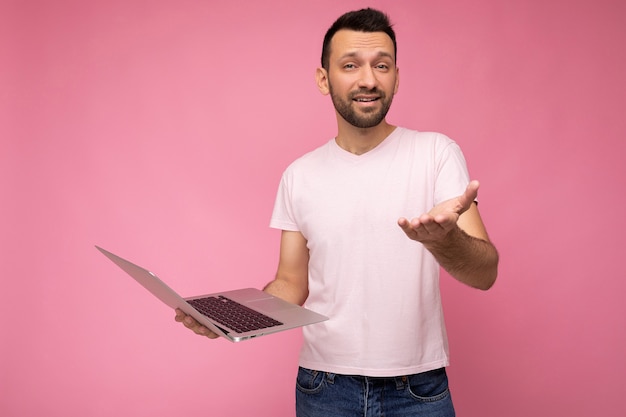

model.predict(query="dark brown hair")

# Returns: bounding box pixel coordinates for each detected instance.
[321,8,397,70]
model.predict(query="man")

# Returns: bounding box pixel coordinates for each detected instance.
[176,8,498,416]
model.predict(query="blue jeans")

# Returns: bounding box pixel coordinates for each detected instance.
[295,367,455,417]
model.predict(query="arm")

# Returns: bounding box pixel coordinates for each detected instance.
[397,180,499,290]
[174,230,310,338]
[263,230,310,305]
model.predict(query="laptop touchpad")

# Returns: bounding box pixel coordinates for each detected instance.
[249,298,295,313]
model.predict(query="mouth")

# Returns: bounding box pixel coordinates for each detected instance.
[351,89,384,104]
[354,97,379,102]
[352,95,380,103]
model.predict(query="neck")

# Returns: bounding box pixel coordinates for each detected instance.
[335,120,396,155]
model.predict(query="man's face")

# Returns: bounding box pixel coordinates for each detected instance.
[324,30,399,129]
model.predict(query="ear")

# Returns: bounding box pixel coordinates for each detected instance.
[316,67,330,95]
[394,66,400,94]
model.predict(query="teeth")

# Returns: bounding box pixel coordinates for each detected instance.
[356,98,376,102]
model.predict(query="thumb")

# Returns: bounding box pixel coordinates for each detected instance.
[459,180,480,211]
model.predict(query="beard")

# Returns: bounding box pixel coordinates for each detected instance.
[328,82,395,129]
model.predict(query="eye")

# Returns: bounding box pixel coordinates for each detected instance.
[343,63,357,70]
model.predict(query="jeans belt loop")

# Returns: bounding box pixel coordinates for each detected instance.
[394,375,408,390]
[325,372,336,384]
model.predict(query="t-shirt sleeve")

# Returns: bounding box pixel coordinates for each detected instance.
[269,169,300,231]
[433,135,472,205]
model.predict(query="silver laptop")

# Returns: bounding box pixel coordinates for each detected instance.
[96,246,328,342]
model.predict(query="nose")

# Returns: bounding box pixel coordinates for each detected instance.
[357,65,378,89]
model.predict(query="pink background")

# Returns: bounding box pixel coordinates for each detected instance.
[2,0,625,416]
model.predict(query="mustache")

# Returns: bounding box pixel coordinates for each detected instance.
[349,88,386,99]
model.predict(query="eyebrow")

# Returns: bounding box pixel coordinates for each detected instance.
[339,51,395,61]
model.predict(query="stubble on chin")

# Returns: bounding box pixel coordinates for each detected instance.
[330,90,392,129]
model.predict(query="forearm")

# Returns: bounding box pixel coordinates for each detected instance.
[424,226,499,290]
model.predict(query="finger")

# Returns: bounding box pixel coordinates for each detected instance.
[200,328,220,339]
[175,308,199,328]
[175,309,202,331]
[414,215,443,235]
[174,309,219,339]
[433,212,460,228]
[413,214,436,228]
[190,321,219,338]
[397,217,414,232]
[174,308,187,322]
[458,180,480,210]
[185,319,208,335]
[183,315,201,330]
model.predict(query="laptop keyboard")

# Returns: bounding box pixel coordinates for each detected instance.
[187,295,283,333]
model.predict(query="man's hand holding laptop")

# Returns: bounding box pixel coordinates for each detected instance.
[174,308,219,339]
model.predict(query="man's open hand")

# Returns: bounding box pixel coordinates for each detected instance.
[397,180,479,244]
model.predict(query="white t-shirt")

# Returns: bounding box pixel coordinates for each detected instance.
[270,127,471,377]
